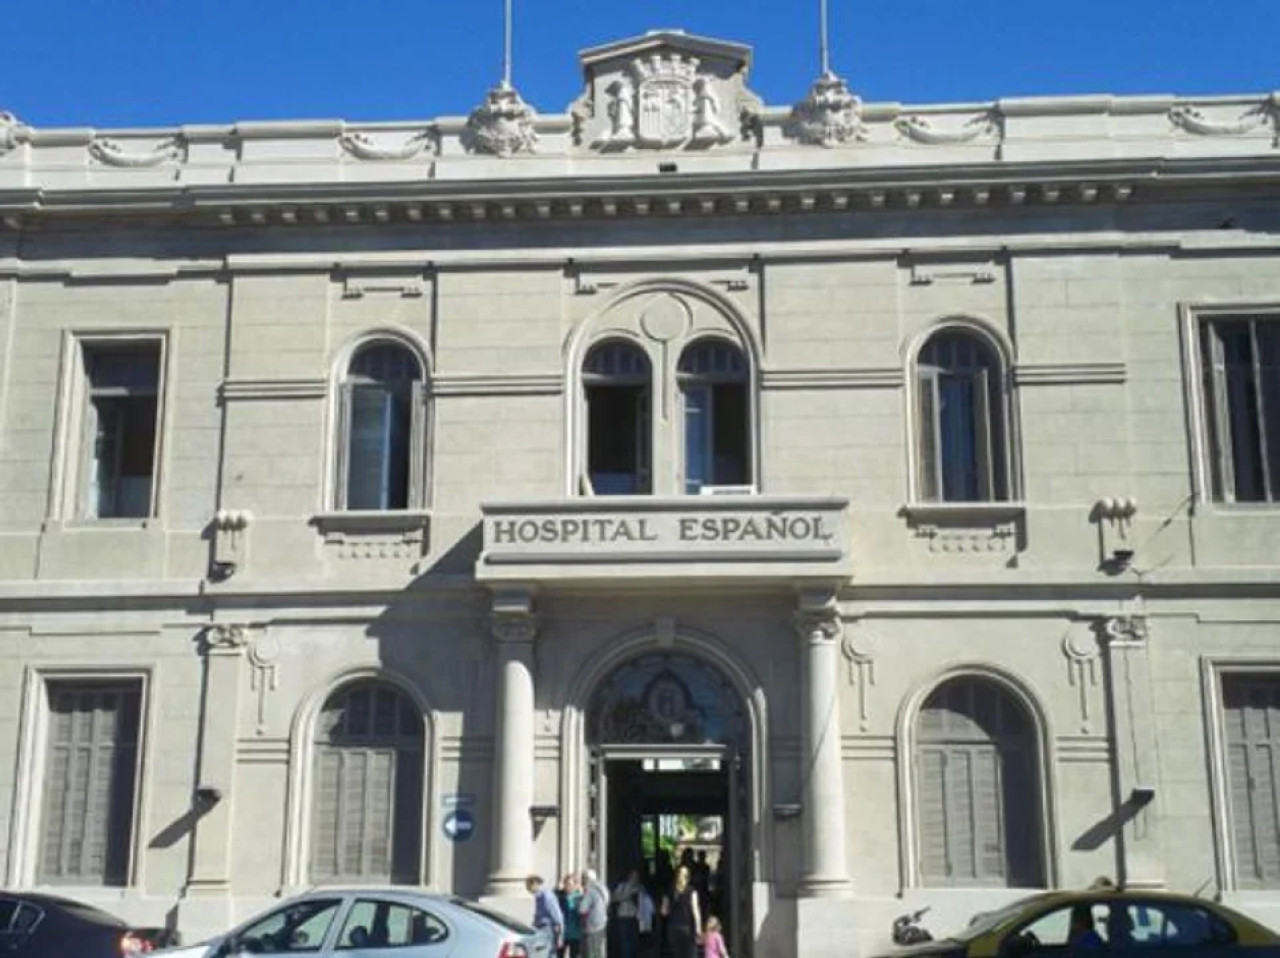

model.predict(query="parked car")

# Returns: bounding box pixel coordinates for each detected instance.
[881,889,1280,957]
[153,888,551,957]
[0,892,179,956]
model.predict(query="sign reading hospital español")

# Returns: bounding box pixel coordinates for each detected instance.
[478,497,850,574]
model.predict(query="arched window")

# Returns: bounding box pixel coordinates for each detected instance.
[583,341,651,495]
[310,681,424,884]
[916,330,1008,502]
[916,677,1043,887]
[338,342,425,511]
[678,340,751,494]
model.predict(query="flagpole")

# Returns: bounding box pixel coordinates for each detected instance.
[819,0,830,75]
[502,0,513,87]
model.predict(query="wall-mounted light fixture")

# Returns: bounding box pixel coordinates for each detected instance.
[195,786,223,809]
[530,804,560,823]
[1129,785,1156,807]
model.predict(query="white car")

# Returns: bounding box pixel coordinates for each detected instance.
[156,888,551,958]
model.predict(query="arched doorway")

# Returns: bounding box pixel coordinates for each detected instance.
[586,652,754,957]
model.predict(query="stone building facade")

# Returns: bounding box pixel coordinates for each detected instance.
[2,29,1280,957]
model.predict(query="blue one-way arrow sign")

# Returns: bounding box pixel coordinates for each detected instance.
[442,809,476,842]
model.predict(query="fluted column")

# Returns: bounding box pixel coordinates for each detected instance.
[485,588,538,896]
[794,591,852,898]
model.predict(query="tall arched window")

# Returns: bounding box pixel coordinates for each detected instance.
[310,681,424,884]
[916,677,1043,887]
[583,341,652,495]
[678,340,751,494]
[338,342,425,511]
[916,330,1008,502]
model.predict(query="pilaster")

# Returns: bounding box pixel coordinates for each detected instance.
[793,588,852,899]
[484,587,539,897]
[1098,612,1165,890]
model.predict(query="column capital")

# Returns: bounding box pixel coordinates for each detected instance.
[490,587,538,645]
[201,623,249,657]
[793,588,842,645]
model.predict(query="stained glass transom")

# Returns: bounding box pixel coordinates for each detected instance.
[587,653,746,747]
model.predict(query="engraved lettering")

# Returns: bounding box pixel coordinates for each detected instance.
[493,519,518,544]
[679,518,698,540]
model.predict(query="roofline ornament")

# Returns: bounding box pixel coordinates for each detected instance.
[464,81,538,157]
[0,112,30,156]
[787,71,865,147]
[896,111,999,145]
[89,137,185,168]
[340,129,437,161]
[1169,98,1277,141]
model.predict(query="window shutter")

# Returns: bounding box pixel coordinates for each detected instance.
[917,747,950,881]
[1257,324,1280,501]
[335,382,354,509]
[310,748,343,882]
[972,367,995,501]
[347,387,394,510]
[918,369,942,501]
[973,745,1006,883]
[946,746,976,882]
[1225,677,1280,887]
[38,684,140,885]
[407,380,427,508]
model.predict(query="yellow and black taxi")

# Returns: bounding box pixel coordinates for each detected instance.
[881,888,1280,957]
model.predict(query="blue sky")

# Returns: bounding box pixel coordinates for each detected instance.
[3,0,1277,128]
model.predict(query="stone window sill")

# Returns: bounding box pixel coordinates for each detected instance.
[899,502,1026,556]
[898,502,1027,524]
[310,510,432,535]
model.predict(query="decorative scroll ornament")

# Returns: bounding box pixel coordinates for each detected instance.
[202,623,248,655]
[340,129,435,161]
[1062,625,1101,732]
[464,81,538,157]
[786,71,865,147]
[0,112,29,156]
[841,623,879,731]
[89,137,185,168]
[895,111,998,145]
[1169,101,1273,138]
[1101,614,1149,645]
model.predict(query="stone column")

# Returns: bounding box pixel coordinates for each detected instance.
[1099,613,1164,889]
[485,588,538,897]
[179,624,247,931]
[794,591,852,898]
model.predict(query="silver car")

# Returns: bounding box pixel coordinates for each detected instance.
[154,888,552,958]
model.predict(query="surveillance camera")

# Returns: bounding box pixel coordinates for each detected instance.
[1130,784,1156,806]
[195,786,223,807]
[1111,548,1135,564]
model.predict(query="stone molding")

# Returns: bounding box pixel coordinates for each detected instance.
[794,589,842,645]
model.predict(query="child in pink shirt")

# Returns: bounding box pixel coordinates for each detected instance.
[703,916,729,958]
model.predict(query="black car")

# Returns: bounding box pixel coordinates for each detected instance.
[0,893,179,957]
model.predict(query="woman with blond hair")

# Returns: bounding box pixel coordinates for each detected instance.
[661,865,701,958]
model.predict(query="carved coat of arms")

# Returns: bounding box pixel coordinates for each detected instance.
[634,54,698,146]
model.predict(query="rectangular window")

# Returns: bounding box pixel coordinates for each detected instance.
[1202,318,1280,503]
[683,382,749,494]
[37,681,143,885]
[586,382,650,495]
[80,342,162,519]
[1223,674,1280,888]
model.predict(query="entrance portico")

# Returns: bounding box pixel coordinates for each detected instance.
[476,495,853,955]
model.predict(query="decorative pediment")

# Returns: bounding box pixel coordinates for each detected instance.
[573,30,761,152]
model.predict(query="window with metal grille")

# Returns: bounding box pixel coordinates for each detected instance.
[916,677,1042,887]
[583,341,652,495]
[1201,319,1280,503]
[309,682,424,884]
[916,331,1008,502]
[37,681,143,885]
[337,342,426,511]
[1223,674,1280,888]
[677,340,750,494]
[80,342,162,519]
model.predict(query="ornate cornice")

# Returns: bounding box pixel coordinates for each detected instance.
[1169,98,1276,138]
[786,71,865,147]
[464,82,538,157]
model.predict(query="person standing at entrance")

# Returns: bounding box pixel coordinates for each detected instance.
[527,875,565,953]
[580,868,610,958]
[558,873,584,958]
[661,866,702,958]
[612,868,643,958]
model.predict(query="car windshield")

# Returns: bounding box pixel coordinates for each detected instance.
[949,895,1056,943]
[452,899,537,935]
